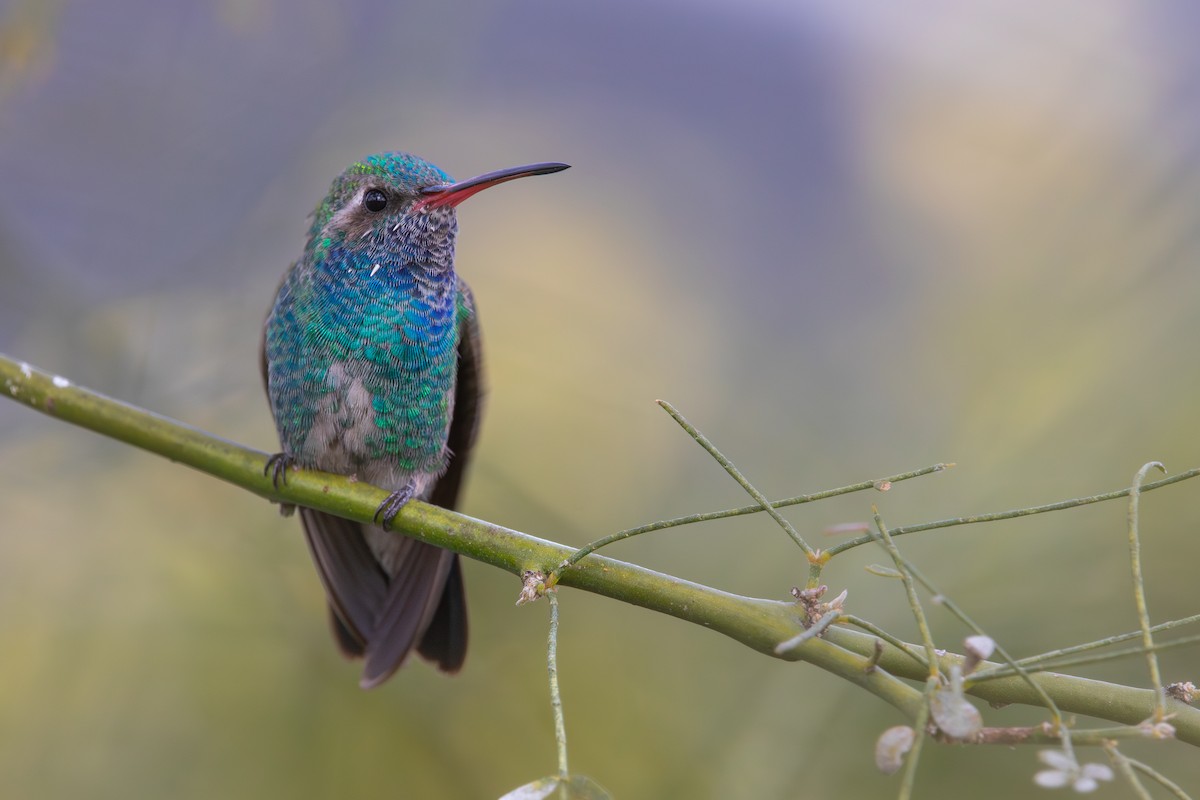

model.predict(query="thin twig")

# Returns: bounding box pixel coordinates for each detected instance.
[841,614,930,671]
[1128,462,1168,722]
[899,677,937,800]
[549,463,951,580]
[547,592,569,780]
[973,613,1200,678]
[1108,744,1155,800]
[882,542,1074,755]
[826,467,1200,556]
[974,631,1200,681]
[871,509,939,680]
[1123,753,1195,800]
[775,610,840,654]
[656,400,814,556]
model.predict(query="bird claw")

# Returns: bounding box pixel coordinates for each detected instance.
[373,484,415,528]
[265,452,296,489]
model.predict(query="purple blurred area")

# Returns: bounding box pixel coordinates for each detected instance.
[0,1,864,322]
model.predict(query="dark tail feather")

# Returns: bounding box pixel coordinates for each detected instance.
[329,606,365,658]
[359,542,450,689]
[417,555,469,673]
[299,508,386,646]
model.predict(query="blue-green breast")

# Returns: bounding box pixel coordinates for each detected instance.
[264,243,466,479]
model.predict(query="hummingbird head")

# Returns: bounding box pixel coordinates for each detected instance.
[308,152,568,272]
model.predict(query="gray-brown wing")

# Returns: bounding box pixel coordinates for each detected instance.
[415,281,485,672]
[428,280,485,510]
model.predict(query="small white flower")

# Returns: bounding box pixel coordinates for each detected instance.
[962,634,996,674]
[1138,719,1176,739]
[930,666,983,739]
[1073,764,1115,793]
[965,634,995,658]
[1034,749,1114,793]
[874,726,915,775]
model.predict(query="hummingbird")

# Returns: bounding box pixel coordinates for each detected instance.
[261,152,569,688]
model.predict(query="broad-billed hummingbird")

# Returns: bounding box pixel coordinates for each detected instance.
[261,152,568,688]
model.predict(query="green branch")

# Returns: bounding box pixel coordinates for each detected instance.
[3,352,1199,748]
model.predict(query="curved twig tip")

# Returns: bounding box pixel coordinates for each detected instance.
[1135,462,1167,483]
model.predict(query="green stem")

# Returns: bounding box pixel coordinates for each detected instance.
[3,353,1199,747]
[829,626,1200,744]
[0,354,921,717]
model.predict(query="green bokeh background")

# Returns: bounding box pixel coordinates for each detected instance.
[2,1,1198,797]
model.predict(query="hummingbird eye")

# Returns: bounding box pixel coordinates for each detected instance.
[362,189,388,213]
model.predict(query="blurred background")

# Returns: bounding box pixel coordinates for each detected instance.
[2,0,1199,796]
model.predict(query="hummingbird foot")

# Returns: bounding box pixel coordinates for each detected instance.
[264,452,297,488]
[265,452,299,517]
[372,482,416,529]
